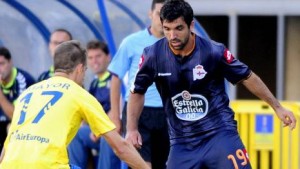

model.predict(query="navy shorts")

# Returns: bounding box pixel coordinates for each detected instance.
[122,102,170,169]
[167,129,252,169]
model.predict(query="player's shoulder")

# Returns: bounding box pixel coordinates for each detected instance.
[195,35,224,48]
[15,67,36,82]
[16,67,33,77]
[144,37,167,51]
[210,40,225,49]
[141,38,168,65]
[195,35,225,55]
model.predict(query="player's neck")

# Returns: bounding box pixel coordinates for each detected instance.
[54,72,68,78]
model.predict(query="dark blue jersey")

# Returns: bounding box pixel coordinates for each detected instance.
[0,67,35,122]
[89,72,112,113]
[132,35,251,145]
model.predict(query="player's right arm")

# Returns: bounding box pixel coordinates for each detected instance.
[109,75,122,134]
[125,48,156,148]
[103,129,150,169]
[126,92,145,149]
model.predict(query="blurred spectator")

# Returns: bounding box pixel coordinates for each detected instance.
[38,28,72,81]
[0,46,35,151]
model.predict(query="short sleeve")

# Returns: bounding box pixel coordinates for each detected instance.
[130,47,156,94]
[213,43,251,84]
[79,92,115,137]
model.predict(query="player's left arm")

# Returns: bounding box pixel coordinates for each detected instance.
[242,72,296,130]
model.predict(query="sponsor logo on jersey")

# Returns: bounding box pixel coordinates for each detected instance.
[224,49,234,63]
[158,73,172,76]
[193,65,207,81]
[138,55,145,68]
[171,90,208,121]
[10,130,50,144]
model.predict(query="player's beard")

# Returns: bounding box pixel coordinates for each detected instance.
[170,35,189,50]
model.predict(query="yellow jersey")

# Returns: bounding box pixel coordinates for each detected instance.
[0,76,116,169]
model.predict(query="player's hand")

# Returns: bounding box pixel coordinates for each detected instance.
[275,106,297,130]
[125,130,142,149]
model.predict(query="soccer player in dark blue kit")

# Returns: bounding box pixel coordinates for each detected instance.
[125,0,297,169]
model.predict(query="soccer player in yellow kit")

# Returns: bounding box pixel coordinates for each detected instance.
[0,40,149,169]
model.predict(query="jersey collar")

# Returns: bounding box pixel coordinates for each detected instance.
[98,71,110,82]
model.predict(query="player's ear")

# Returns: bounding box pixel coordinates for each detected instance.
[79,63,86,73]
[74,63,82,74]
[190,20,195,32]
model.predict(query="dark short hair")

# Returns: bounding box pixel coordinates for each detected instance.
[86,40,109,55]
[54,40,86,74]
[151,0,166,10]
[0,46,11,60]
[52,28,73,40]
[160,0,194,27]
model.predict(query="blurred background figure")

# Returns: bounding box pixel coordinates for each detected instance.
[0,46,35,152]
[38,29,72,81]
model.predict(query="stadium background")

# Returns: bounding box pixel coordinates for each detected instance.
[0,0,299,168]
